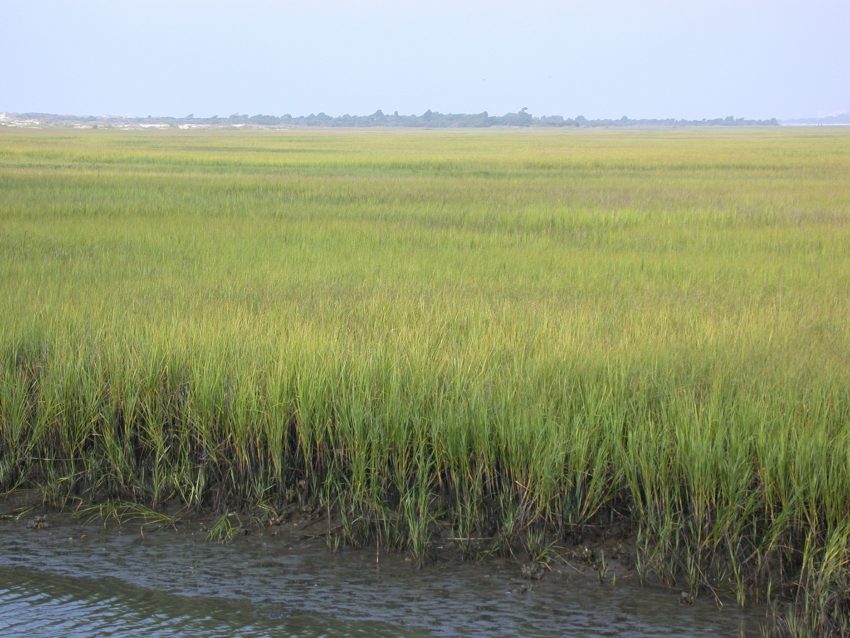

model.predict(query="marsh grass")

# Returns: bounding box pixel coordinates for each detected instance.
[74,499,177,529]
[1,127,849,632]
[206,512,245,544]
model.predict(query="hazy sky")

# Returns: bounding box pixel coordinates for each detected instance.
[2,0,848,120]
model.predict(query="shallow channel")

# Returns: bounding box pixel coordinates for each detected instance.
[0,514,765,637]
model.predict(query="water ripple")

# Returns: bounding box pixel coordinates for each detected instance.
[0,517,763,637]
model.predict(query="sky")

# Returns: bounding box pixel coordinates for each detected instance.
[2,0,848,120]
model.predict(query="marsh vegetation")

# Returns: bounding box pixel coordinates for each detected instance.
[1,128,849,633]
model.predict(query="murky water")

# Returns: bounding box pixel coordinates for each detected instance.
[0,514,765,637]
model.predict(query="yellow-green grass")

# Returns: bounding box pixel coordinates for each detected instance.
[1,127,849,631]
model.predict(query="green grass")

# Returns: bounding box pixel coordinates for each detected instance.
[2,127,849,632]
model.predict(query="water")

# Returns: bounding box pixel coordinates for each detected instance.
[0,514,764,637]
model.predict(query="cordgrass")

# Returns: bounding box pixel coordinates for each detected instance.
[1,127,849,632]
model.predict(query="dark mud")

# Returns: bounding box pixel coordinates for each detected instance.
[0,500,767,637]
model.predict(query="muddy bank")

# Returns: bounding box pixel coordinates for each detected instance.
[0,496,767,637]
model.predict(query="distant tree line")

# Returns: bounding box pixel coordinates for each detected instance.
[13,110,780,128]
[199,109,779,128]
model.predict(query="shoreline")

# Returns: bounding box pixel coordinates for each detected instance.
[0,490,769,636]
